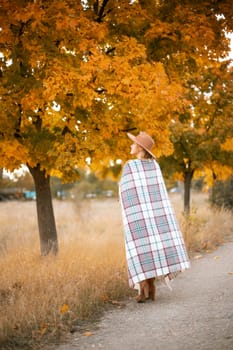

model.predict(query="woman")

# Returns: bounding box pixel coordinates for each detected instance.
[119,131,190,302]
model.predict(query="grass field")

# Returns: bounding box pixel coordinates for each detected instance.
[0,193,232,349]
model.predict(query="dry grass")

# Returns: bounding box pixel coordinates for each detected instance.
[0,199,129,349]
[0,194,232,348]
[170,192,233,253]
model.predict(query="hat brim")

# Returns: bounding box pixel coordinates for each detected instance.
[127,133,156,158]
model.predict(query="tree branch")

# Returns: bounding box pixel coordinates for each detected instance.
[93,0,99,15]
[96,0,110,23]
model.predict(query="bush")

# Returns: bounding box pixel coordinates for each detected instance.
[209,177,233,210]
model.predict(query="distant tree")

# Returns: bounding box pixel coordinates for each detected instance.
[159,60,233,215]
[14,171,35,191]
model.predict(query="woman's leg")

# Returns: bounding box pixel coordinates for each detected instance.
[135,279,150,302]
[148,278,156,301]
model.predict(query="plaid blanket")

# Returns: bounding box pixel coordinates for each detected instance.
[119,159,190,287]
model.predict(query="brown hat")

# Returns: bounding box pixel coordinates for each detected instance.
[127,131,156,158]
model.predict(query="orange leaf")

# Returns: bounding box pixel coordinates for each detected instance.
[60,303,69,314]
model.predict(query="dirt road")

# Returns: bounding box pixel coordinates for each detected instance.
[55,242,233,350]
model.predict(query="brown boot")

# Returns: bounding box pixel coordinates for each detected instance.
[135,280,150,303]
[148,278,156,301]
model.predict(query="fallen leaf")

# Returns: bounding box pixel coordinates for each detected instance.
[109,300,126,308]
[60,303,69,314]
[228,272,233,275]
[83,331,93,337]
[193,255,203,260]
[40,323,48,335]
[111,300,121,305]
[214,256,221,260]
[101,294,109,303]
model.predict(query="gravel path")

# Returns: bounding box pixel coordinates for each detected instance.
[55,242,233,350]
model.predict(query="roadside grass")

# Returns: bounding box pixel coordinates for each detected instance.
[170,192,233,254]
[0,194,232,348]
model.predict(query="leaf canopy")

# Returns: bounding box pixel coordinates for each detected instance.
[0,0,232,181]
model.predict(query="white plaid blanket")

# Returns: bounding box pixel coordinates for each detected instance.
[119,159,190,287]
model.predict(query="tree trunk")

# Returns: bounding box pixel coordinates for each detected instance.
[183,169,194,216]
[0,168,3,180]
[28,164,58,255]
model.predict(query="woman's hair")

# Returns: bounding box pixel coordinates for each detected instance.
[142,149,153,159]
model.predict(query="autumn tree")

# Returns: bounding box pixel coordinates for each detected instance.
[0,0,184,255]
[133,0,233,214]
[99,0,233,214]
[158,60,233,214]
[1,0,232,252]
